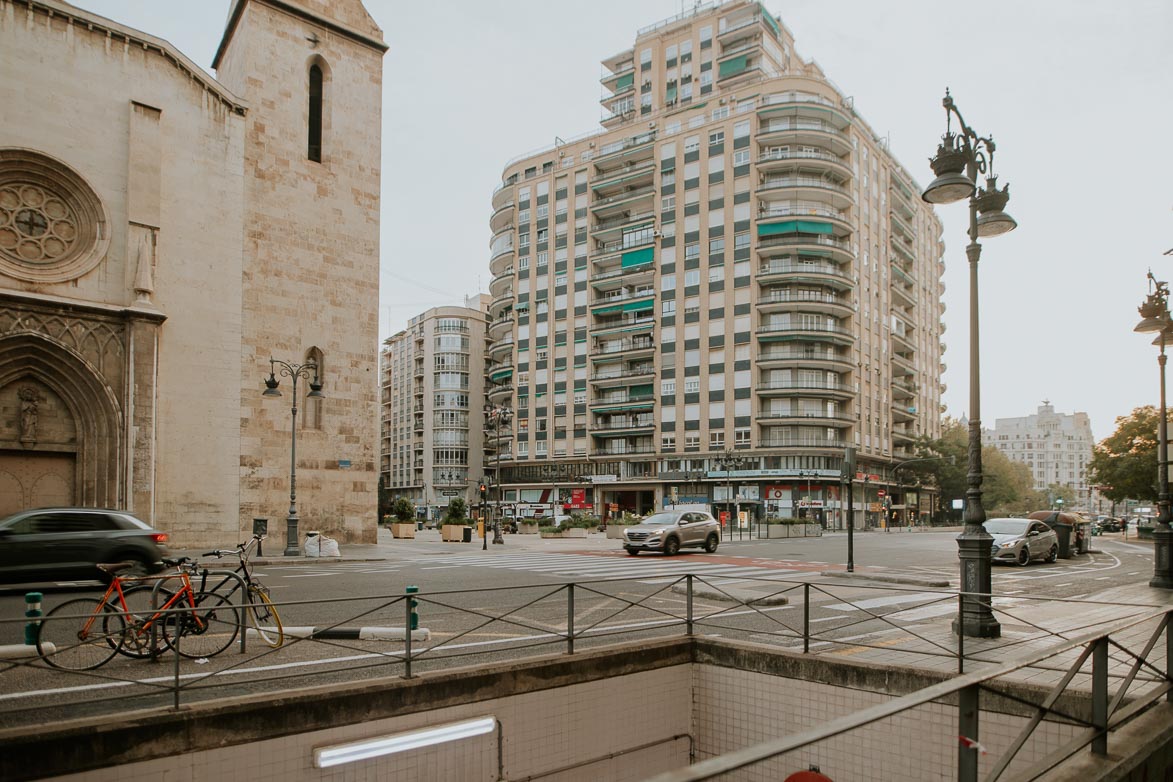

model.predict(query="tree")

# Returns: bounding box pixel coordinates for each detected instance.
[1089,406,1167,503]
[444,497,467,522]
[389,497,415,523]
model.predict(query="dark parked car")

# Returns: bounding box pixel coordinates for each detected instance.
[1098,517,1123,533]
[0,508,168,584]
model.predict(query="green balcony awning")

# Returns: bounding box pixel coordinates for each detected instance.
[621,247,654,267]
[615,73,634,91]
[592,303,623,315]
[623,299,654,312]
[490,367,514,382]
[760,4,781,37]
[719,55,747,78]
[758,220,834,236]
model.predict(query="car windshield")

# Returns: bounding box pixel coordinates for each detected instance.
[984,519,1028,535]
[641,512,681,526]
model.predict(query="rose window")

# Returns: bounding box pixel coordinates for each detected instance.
[0,184,80,264]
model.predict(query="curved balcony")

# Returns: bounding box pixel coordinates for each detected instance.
[487,382,513,402]
[757,290,854,318]
[892,378,917,401]
[593,210,655,240]
[756,175,853,212]
[755,411,854,428]
[490,200,515,233]
[489,267,514,298]
[891,351,916,376]
[892,403,917,423]
[488,289,514,319]
[487,337,513,360]
[756,233,853,264]
[488,313,513,338]
[892,426,916,444]
[756,381,853,400]
[757,205,852,241]
[756,148,851,180]
[492,182,514,212]
[755,347,853,372]
[592,159,655,198]
[757,257,852,290]
[756,322,853,346]
[590,184,656,218]
[756,119,852,157]
[490,243,515,276]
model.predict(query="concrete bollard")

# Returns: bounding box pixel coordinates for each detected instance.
[406,585,419,631]
[24,592,42,646]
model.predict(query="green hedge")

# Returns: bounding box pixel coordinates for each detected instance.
[763,517,807,525]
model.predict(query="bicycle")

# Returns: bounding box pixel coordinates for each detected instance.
[36,557,240,670]
[200,534,284,648]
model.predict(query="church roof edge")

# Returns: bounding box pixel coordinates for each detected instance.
[212,0,388,71]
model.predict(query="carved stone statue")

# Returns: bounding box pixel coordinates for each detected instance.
[18,385,39,445]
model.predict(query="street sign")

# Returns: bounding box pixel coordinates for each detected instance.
[877,490,886,498]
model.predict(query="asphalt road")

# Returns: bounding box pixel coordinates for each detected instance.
[0,530,1158,729]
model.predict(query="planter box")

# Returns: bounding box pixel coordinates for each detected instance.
[389,523,416,539]
[517,523,540,535]
[605,525,631,540]
[562,528,588,538]
[441,524,466,542]
[539,531,562,539]
[1137,526,1154,540]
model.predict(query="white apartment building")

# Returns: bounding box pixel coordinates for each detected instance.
[985,402,1095,504]
[485,0,946,526]
[381,297,489,520]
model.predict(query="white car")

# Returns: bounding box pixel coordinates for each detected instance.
[985,518,1059,566]
[623,511,721,556]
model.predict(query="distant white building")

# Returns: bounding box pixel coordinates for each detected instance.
[984,402,1095,506]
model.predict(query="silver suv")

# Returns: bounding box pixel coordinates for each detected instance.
[623,510,721,556]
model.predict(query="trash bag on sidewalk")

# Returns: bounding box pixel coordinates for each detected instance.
[303,532,340,557]
[319,535,340,557]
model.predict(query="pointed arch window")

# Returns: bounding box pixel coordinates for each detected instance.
[308,64,324,162]
[305,347,325,430]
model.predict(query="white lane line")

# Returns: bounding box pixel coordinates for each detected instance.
[283,573,338,578]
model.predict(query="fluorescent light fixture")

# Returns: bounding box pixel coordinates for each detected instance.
[313,716,496,768]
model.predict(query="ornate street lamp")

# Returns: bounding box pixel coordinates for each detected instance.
[923,90,1017,638]
[483,403,513,549]
[1133,273,1173,589]
[262,357,324,556]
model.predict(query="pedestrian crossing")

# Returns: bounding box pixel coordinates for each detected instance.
[343,552,803,586]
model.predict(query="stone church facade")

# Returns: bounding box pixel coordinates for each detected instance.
[0,0,384,546]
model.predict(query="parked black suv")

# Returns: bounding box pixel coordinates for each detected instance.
[0,508,168,584]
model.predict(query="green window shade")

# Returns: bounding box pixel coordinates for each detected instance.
[718,55,748,78]
[615,73,634,91]
[629,384,654,396]
[757,220,833,237]
[623,299,654,312]
[621,247,655,267]
[490,367,514,382]
[759,4,782,38]
[666,85,678,102]
[592,303,623,315]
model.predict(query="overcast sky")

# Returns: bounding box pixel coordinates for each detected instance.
[74,0,1172,442]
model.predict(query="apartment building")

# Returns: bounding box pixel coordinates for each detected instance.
[984,402,1095,506]
[485,0,945,526]
[381,297,489,520]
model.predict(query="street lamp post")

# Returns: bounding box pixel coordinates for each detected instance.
[262,357,324,557]
[1133,273,1173,589]
[922,89,1017,638]
[717,449,744,540]
[483,403,512,549]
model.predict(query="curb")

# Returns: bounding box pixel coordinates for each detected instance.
[0,643,48,660]
[818,570,951,588]
[247,626,430,642]
[670,582,789,606]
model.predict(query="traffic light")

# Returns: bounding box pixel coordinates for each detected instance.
[479,483,488,501]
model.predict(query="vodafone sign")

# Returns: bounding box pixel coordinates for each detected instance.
[764,486,787,500]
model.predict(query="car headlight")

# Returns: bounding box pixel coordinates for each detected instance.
[998,539,1022,549]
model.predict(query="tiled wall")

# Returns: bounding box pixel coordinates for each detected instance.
[46,667,692,782]
[43,663,1081,781]
[692,666,1081,780]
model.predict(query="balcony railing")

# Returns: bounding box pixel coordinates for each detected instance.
[759,204,848,222]
[759,437,849,449]
[759,259,850,279]
[592,338,655,355]
[593,416,656,431]
[759,91,840,109]
[591,392,655,406]
[759,120,847,139]
[757,234,851,253]
[594,211,655,233]
[758,176,849,196]
[591,185,656,209]
[592,288,655,307]
[757,323,852,337]
[757,291,848,307]
[591,365,655,381]
[757,349,849,363]
[756,381,853,393]
[591,262,655,283]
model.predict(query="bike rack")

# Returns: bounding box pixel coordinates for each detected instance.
[145,568,250,660]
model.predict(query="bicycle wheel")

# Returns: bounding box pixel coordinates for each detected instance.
[247,585,284,648]
[116,585,175,659]
[36,598,124,671]
[161,591,240,659]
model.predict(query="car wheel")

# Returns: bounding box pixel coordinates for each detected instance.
[1017,548,1031,567]
[663,537,680,556]
[1046,545,1058,564]
[625,547,640,556]
[703,533,719,553]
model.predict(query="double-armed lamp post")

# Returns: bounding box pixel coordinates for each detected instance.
[483,403,512,549]
[1132,273,1173,589]
[922,89,1017,638]
[262,357,324,556]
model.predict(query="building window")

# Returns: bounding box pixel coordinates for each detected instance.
[710,431,724,448]
[308,64,324,162]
